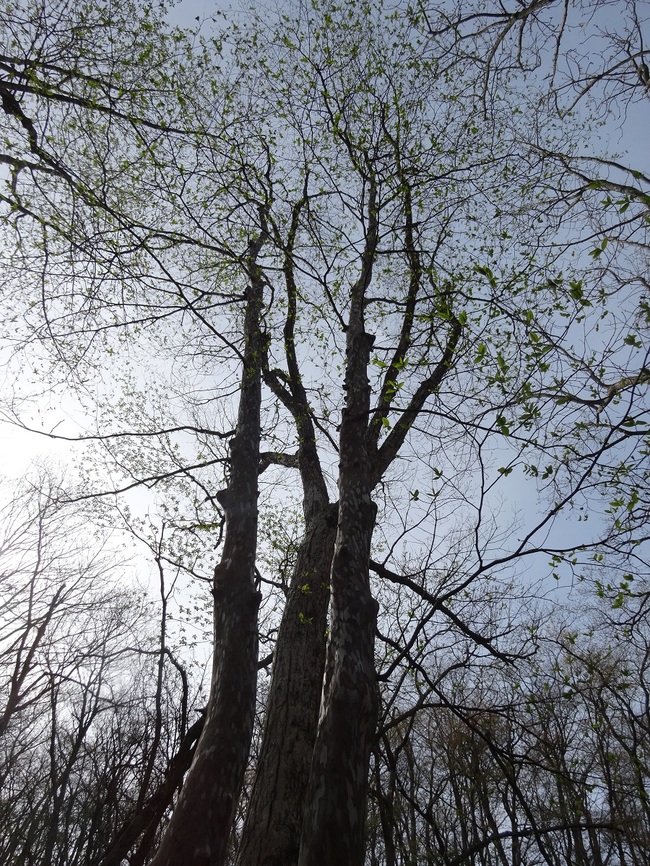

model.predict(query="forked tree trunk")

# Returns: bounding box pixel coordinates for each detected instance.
[236,191,339,866]
[148,237,265,866]
[298,187,379,866]
[235,504,336,866]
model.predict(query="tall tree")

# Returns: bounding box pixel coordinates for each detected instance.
[1,2,648,865]
[149,223,266,866]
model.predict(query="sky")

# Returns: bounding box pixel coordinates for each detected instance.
[0,0,647,602]
[2,0,647,467]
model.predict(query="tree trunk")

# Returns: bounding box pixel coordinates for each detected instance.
[298,184,379,866]
[148,235,265,866]
[297,463,377,866]
[237,199,337,866]
[235,505,336,866]
[101,714,204,866]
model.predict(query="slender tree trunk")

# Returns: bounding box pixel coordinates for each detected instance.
[148,235,265,866]
[100,715,204,866]
[298,183,379,866]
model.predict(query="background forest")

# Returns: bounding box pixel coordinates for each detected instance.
[0,0,649,864]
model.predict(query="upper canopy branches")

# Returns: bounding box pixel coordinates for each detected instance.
[0,0,646,581]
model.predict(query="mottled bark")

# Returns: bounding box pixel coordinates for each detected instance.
[298,183,379,866]
[148,234,265,866]
[236,188,337,866]
[235,505,336,866]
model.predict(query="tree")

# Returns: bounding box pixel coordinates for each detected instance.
[0,470,194,866]
[148,219,266,866]
[1,1,648,865]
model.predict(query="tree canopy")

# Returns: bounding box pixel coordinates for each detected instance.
[0,1,648,864]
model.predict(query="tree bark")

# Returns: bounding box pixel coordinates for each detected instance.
[236,186,337,866]
[148,233,265,866]
[298,182,379,866]
[235,505,336,866]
